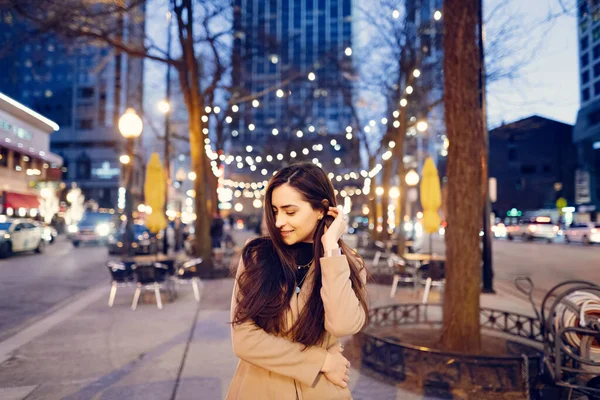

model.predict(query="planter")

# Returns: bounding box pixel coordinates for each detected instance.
[355,303,544,398]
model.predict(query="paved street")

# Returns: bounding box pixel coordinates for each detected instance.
[418,234,600,304]
[492,237,600,301]
[0,237,108,342]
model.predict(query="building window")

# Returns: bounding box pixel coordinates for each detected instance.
[76,155,91,180]
[594,8,600,22]
[582,36,589,50]
[581,21,589,34]
[594,27,600,42]
[76,119,93,130]
[13,152,21,171]
[508,148,517,161]
[77,87,94,99]
[580,1,589,19]
[593,44,600,59]
[521,165,536,174]
[595,81,600,95]
[583,87,591,102]
[595,62,600,77]
[583,70,590,84]
[0,147,7,167]
[584,53,590,68]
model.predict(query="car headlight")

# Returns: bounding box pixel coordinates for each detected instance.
[95,223,110,236]
[68,225,79,233]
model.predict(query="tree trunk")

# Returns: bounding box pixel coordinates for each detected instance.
[394,109,408,256]
[367,156,379,241]
[380,157,392,240]
[174,0,213,268]
[441,0,483,353]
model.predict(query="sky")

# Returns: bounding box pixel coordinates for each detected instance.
[143,0,581,146]
[484,0,579,127]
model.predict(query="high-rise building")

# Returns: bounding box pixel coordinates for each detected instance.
[230,0,359,184]
[0,7,146,209]
[573,0,600,220]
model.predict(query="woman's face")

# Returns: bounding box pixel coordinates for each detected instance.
[271,183,323,245]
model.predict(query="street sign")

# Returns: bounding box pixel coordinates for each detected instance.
[575,170,591,205]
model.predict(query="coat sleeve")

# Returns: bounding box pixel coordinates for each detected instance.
[230,259,328,387]
[320,254,367,337]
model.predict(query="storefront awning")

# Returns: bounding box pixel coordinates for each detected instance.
[4,192,39,209]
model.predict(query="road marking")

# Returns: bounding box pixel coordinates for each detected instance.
[0,284,105,365]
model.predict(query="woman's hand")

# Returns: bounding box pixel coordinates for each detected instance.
[321,206,347,252]
[320,343,350,388]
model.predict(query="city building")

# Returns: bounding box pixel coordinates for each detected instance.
[0,92,63,216]
[489,116,578,220]
[230,0,360,185]
[573,0,600,220]
[0,8,146,210]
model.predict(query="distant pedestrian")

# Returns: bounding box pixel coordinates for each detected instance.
[210,212,224,249]
[227,163,369,399]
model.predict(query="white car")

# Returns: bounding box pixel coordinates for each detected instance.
[0,218,45,258]
[506,217,559,242]
[563,223,600,245]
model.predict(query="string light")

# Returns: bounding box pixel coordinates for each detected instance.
[345,47,352,56]
[400,99,408,107]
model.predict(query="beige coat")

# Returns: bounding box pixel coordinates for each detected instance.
[227,254,367,400]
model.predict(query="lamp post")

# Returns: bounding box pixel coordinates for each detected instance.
[119,108,143,257]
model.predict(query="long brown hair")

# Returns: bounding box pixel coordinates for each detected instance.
[232,163,369,347]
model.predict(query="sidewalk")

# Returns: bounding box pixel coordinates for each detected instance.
[0,253,537,400]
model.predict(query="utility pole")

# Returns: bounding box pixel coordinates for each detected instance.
[479,0,495,293]
[163,9,173,255]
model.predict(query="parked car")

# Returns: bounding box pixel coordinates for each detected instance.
[563,223,600,245]
[107,223,163,255]
[0,218,45,258]
[506,217,559,242]
[69,212,116,247]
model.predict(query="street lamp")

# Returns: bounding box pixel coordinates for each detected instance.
[119,108,143,257]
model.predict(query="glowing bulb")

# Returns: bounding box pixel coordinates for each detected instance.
[252,99,260,107]
[345,47,352,56]
[272,128,279,136]
[308,72,316,81]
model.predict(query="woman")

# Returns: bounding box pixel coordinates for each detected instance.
[227,163,369,400]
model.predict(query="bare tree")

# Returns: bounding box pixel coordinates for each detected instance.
[3,0,234,269]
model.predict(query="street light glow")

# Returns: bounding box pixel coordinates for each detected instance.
[158,100,170,113]
[375,187,384,196]
[417,121,428,132]
[118,108,143,138]
[405,169,420,186]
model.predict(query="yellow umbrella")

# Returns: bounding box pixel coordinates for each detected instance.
[419,157,441,252]
[143,152,167,234]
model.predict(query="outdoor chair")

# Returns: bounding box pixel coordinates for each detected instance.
[174,257,203,302]
[131,262,171,310]
[389,254,418,298]
[419,260,446,304]
[106,261,135,307]
[372,240,392,266]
